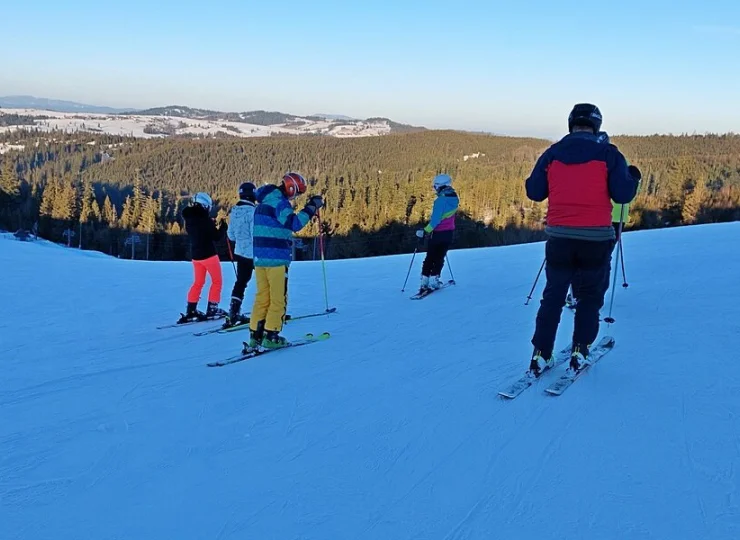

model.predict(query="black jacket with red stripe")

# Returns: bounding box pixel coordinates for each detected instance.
[525,131,638,235]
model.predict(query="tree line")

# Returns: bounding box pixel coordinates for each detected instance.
[1,128,739,261]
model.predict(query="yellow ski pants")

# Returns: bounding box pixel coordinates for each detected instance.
[250,266,288,332]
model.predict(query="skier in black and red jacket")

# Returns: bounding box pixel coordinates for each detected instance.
[525,103,641,376]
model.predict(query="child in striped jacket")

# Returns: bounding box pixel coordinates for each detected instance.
[416,174,459,292]
[246,172,324,350]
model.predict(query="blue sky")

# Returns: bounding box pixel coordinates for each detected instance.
[1,0,739,138]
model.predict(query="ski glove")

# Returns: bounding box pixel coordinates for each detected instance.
[308,195,325,209]
[303,195,325,216]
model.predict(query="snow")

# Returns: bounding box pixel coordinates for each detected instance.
[0,108,392,139]
[2,222,740,539]
[0,143,25,154]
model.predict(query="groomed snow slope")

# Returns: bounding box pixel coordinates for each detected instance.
[2,223,740,539]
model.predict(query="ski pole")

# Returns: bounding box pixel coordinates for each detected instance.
[316,209,331,312]
[225,238,237,278]
[525,257,546,305]
[619,233,628,288]
[402,245,419,292]
[445,253,456,283]
[604,205,626,324]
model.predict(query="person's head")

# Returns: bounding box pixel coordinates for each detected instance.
[433,173,452,192]
[280,172,307,200]
[238,181,256,202]
[568,103,602,134]
[192,192,213,212]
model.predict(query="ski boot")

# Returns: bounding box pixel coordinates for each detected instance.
[242,320,265,353]
[418,275,431,294]
[261,330,290,350]
[528,348,553,378]
[177,302,207,324]
[428,275,442,290]
[224,297,249,328]
[205,301,227,320]
[569,343,590,372]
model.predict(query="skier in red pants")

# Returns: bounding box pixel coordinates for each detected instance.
[178,192,228,323]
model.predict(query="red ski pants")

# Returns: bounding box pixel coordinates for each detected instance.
[187,255,223,304]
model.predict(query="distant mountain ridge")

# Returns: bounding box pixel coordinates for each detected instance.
[0,95,136,114]
[0,96,424,132]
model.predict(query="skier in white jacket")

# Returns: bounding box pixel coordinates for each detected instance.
[225,182,256,326]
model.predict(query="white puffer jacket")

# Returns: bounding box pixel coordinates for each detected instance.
[227,201,255,259]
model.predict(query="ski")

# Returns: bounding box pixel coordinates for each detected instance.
[498,335,615,399]
[498,341,576,399]
[156,313,226,330]
[410,280,455,300]
[206,332,330,367]
[210,308,338,335]
[544,335,616,396]
[193,318,250,336]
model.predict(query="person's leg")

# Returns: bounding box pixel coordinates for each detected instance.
[430,239,451,282]
[264,266,288,333]
[229,256,254,321]
[423,238,447,288]
[201,255,223,304]
[187,259,207,308]
[249,268,270,332]
[531,237,575,360]
[262,266,289,348]
[572,239,613,350]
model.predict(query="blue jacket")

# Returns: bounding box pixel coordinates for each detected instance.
[253,185,317,267]
[424,186,459,234]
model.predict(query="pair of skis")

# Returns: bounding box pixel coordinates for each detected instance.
[206,332,331,367]
[410,279,455,300]
[192,307,338,337]
[498,335,615,398]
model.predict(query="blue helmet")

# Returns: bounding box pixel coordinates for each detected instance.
[433,173,452,190]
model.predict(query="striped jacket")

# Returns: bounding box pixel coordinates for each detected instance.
[424,186,459,234]
[252,184,317,267]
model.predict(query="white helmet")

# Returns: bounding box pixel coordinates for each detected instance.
[433,174,452,190]
[192,192,213,210]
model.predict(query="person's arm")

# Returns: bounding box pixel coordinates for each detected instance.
[606,147,639,204]
[226,209,236,242]
[525,148,552,202]
[276,199,316,232]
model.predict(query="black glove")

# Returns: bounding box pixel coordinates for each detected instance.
[628,164,642,181]
[308,195,324,210]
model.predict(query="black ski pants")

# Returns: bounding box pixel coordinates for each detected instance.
[422,231,452,277]
[532,236,612,358]
[231,255,254,301]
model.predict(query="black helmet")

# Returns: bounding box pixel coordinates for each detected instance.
[238,181,256,202]
[568,103,602,133]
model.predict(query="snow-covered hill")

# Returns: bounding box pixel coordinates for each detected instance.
[0,106,421,139]
[2,222,740,539]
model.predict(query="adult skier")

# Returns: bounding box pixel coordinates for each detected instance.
[415,173,459,293]
[525,103,641,376]
[224,181,257,327]
[245,172,324,350]
[179,192,228,323]
[565,130,643,307]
